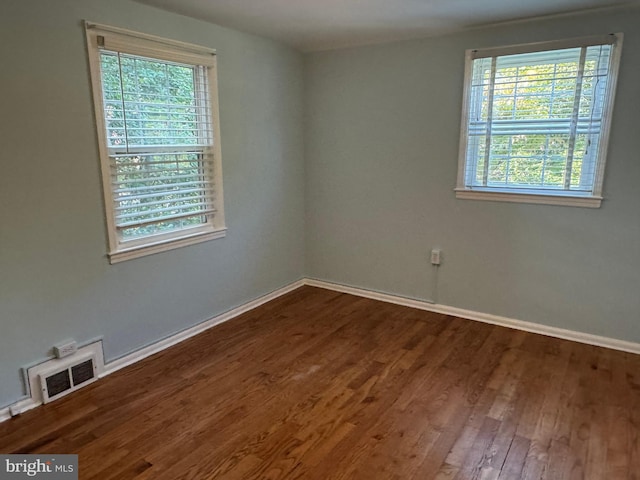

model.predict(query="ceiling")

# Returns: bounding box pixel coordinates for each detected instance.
[135,0,637,51]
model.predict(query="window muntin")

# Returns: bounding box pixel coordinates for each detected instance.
[457,35,621,206]
[86,23,225,262]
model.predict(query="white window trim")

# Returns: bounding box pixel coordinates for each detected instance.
[85,22,226,263]
[455,34,623,208]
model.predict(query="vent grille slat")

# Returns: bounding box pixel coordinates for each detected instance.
[45,370,71,398]
[71,359,95,386]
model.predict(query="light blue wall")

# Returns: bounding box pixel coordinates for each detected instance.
[305,8,640,342]
[0,0,305,407]
[2,0,639,411]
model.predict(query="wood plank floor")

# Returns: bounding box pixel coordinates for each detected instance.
[1,286,639,479]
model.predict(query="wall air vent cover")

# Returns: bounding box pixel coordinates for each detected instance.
[39,354,98,403]
[26,341,104,407]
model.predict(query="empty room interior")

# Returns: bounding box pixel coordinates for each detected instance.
[1,0,640,478]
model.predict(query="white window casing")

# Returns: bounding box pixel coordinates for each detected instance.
[456,34,623,208]
[85,22,225,263]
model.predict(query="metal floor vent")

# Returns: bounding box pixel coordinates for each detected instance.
[39,355,98,403]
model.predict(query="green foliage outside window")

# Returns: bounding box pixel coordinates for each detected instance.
[468,46,607,191]
[100,52,210,238]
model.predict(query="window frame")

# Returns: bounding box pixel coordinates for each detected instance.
[455,34,623,208]
[85,22,226,263]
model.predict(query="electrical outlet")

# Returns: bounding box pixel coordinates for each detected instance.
[53,340,77,359]
[430,249,441,265]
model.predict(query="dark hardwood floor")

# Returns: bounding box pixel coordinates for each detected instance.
[1,286,639,479]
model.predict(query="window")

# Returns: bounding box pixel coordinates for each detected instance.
[456,34,622,207]
[85,22,225,263]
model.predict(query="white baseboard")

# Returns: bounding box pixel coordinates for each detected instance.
[304,278,640,355]
[3,275,638,426]
[0,407,10,423]
[0,397,40,423]
[1,279,305,424]
[102,279,306,376]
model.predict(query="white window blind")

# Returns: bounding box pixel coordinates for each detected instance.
[86,23,225,262]
[101,51,216,238]
[457,35,621,206]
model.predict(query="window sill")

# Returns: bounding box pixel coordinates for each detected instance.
[109,228,227,264]
[455,188,602,208]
